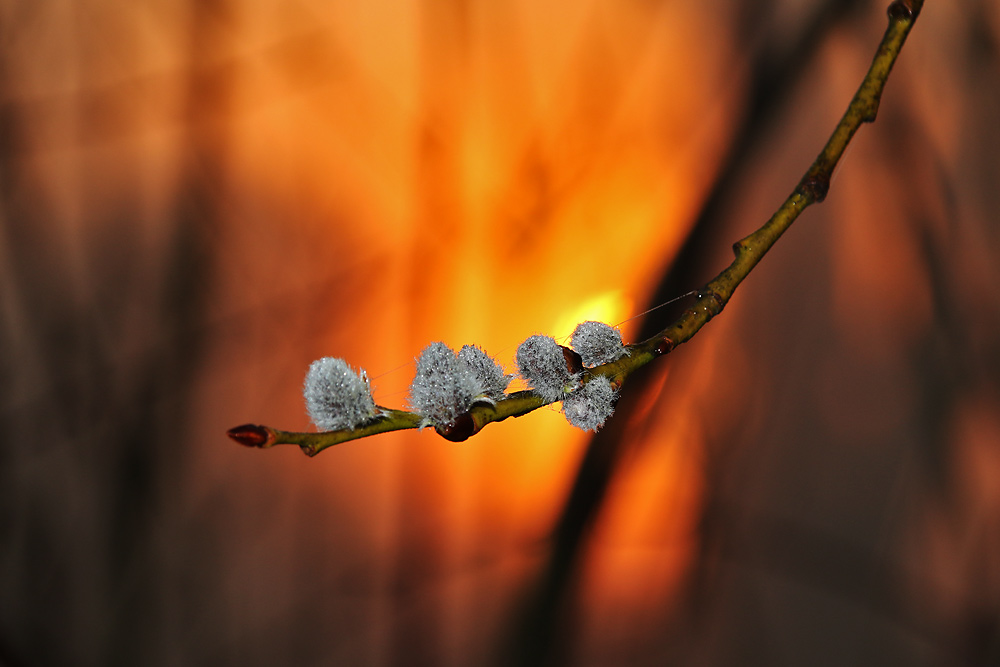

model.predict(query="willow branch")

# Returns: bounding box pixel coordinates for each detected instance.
[228,0,922,457]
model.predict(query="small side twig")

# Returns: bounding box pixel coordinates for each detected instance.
[228,0,923,457]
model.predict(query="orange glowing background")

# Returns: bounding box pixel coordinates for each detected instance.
[2,0,1000,665]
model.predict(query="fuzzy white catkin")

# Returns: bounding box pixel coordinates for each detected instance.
[304,357,377,431]
[516,334,576,402]
[571,321,627,367]
[409,342,482,426]
[458,344,511,402]
[562,375,617,431]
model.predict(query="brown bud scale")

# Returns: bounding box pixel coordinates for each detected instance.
[437,412,477,442]
[560,345,584,375]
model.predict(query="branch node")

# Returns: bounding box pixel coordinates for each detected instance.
[654,337,675,355]
[799,174,830,202]
[698,287,726,317]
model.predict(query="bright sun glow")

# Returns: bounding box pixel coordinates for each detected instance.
[550,290,634,343]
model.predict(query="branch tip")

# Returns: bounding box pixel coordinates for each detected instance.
[228,424,273,448]
[887,0,914,21]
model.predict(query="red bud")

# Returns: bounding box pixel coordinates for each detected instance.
[227,424,271,448]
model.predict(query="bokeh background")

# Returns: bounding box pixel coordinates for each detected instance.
[2,0,999,664]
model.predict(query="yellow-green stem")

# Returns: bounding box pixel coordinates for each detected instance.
[229,0,923,457]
